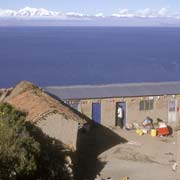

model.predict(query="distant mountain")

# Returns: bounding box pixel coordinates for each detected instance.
[0,7,61,17]
[0,7,180,26]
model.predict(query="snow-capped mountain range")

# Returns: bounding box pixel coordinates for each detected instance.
[0,7,180,26]
[0,7,63,17]
[0,6,180,19]
[0,7,92,19]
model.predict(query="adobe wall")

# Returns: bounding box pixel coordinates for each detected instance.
[101,99,116,127]
[126,95,180,126]
[79,98,117,127]
[125,96,168,125]
[36,113,78,150]
[77,95,180,127]
[80,100,92,119]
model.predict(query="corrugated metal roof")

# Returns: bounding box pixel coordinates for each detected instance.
[44,82,180,100]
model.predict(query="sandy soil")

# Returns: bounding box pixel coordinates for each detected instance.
[98,129,180,180]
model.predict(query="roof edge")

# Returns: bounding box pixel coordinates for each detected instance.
[45,81,180,89]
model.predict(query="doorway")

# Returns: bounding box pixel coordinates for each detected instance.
[92,102,101,124]
[168,100,177,123]
[116,102,126,128]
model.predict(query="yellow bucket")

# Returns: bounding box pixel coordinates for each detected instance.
[139,130,143,136]
[136,129,140,134]
[136,129,143,136]
[151,129,156,137]
[136,129,142,135]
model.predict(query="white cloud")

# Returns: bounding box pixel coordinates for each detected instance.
[0,7,180,19]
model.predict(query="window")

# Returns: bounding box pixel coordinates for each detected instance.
[168,100,176,112]
[139,100,154,111]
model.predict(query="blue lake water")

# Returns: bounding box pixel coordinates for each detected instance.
[0,26,180,88]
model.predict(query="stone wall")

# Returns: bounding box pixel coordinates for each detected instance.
[36,113,78,150]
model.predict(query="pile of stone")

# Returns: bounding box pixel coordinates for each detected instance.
[64,155,74,179]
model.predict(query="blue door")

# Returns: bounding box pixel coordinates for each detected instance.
[92,102,101,124]
[116,102,126,127]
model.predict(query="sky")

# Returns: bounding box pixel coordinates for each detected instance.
[0,0,179,15]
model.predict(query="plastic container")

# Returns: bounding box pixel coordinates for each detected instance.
[136,129,140,134]
[139,129,143,136]
[151,129,157,137]
[136,129,143,136]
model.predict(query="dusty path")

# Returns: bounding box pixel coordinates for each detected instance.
[99,129,180,180]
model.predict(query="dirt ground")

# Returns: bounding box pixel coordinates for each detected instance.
[98,128,180,180]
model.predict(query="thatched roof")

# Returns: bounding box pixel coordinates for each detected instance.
[5,81,88,124]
